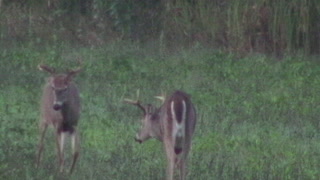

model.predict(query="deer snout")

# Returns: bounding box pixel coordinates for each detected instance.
[53,102,63,111]
[134,134,142,144]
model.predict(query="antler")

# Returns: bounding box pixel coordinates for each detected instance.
[38,64,55,74]
[69,58,83,73]
[123,98,146,115]
[154,95,165,102]
[154,91,166,103]
[68,67,82,76]
[66,58,83,79]
[123,90,147,114]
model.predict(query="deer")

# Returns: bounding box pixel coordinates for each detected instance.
[36,64,81,174]
[124,90,197,180]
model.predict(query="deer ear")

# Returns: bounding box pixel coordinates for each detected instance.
[38,64,55,74]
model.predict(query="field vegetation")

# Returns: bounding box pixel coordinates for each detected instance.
[1,42,320,179]
[1,0,320,180]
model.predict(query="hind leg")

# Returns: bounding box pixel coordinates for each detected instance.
[179,156,186,180]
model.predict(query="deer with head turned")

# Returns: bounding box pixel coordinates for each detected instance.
[36,64,81,174]
[124,90,197,180]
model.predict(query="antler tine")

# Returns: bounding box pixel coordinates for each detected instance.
[70,67,82,74]
[123,98,146,114]
[66,58,83,77]
[66,57,83,74]
[38,64,55,74]
[71,59,83,73]
[124,89,147,113]
[75,57,83,70]
[76,57,82,64]
[154,91,166,103]
[37,64,44,71]
[154,96,165,102]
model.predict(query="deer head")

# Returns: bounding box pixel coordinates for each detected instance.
[38,65,81,111]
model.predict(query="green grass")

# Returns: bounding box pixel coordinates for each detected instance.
[1,42,320,179]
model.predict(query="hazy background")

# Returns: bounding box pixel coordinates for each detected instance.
[1,0,320,179]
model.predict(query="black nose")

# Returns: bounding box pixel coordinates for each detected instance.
[53,104,61,111]
[134,137,142,144]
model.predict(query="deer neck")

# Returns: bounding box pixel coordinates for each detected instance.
[150,109,164,141]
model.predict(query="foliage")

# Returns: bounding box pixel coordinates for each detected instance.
[0,0,319,55]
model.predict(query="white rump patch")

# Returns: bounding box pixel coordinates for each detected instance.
[171,100,186,138]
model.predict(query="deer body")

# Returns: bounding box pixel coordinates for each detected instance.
[37,65,81,174]
[125,90,196,180]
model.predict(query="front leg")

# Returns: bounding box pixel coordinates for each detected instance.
[56,131,66,173]
[36,123,48,167]
[70,129,80,174]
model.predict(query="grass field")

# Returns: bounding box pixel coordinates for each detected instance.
[1,42,320,180]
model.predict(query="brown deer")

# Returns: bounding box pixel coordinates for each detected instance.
[124,90,197,180]
[36,64,81,174]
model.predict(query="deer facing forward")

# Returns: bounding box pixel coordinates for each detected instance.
[36,64,81,174]
[125,90,197,180]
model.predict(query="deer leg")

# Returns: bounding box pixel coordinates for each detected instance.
[166,152,175,180]
[180,139,192,180]
[36,123,48,167]
[164,141,175,180]
[179,156,186,180]
[56,131,66,173]
[70,129,80,174]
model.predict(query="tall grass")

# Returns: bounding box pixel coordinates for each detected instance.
[1,0,319,55]
[163,0,320,55]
